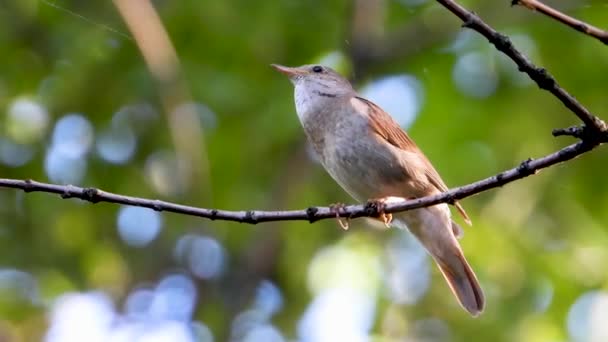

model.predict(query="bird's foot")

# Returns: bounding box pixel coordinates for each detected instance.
[329,202,350,230]
[366,198,395,229]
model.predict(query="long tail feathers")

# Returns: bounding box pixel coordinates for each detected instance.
[434,241,485,316]
[394,209,483,316]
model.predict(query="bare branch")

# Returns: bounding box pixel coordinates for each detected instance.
[435,0,607,134]
[0,0,604,227]
[512,0,608,45]
[553,125,586,139]
[0,136,603,224]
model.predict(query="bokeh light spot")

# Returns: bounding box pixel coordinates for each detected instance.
[44,146,87,184]
[0,138,34,167]
[452,51,498,98]
[0,268,40,305]
[567,291,608,342]
[254,280,283,318]
[51,114,94,158]
[137,321,196,342]
[190,322,214,342]
[113,103,160,133]
[189,236,226,280]
[45,292,115,342]
[307,243,381,294]
[150,274,197,321]
[299,288,375,342]
[173,102,217,132]
[7,97,49,144]
[125,288,155,318]
[243,324,285,342]
[145,150,190,197]
[96,123,137,164]
[117,206,163,247]
[315,51,350,74]
[231,309,267,341]
[174,234,227,280]
[384,233,430,305]
[360,75,423,128]
[409,318,451,342]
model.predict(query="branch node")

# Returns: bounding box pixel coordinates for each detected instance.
[580,125,607,143]
[210,209,218,220]
[517,158,536,176]
[494,172,507,186]
[574,22,587,33]
[493,33,513,52]
[461,12,478,29]
[532,67,555,90]
[244,210,258,224]
[152,200,163,211]
[23,179,34,193]
[306,207,319,223]
[444,193,456,205]
[82,187,100,203]
[61,185,74,199]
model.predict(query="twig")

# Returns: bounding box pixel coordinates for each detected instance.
[512,0,608,45]
[552,125,586,139]
[552,123,608,138]
[435,0,607,134]
[0,137,602,225]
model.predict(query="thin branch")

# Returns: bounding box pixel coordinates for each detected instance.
[0,0,604,226]
[0,135,603,224]
[551,124,608,140]
[435,0,607,135]
[512,0,608,45]
[553,125,585,139]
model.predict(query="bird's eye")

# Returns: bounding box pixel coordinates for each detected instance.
[312,65,323,73]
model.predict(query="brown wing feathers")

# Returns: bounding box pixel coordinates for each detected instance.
[356,96,472,225]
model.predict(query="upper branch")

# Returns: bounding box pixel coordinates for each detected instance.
[0,138,602,225]
[435,0,607,135]
[513,0,608,45]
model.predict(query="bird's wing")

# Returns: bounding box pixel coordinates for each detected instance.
[354,96,471,225]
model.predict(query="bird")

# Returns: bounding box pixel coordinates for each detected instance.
[272,63,484,316]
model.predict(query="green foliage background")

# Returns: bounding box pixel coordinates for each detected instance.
[1,0,607,341]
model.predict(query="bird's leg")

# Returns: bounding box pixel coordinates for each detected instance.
[329,202,350,230]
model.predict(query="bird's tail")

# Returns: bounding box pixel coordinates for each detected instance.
[433,230,484,316]
[395,207,484,316]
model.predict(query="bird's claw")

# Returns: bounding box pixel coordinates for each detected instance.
[329,203,350,230]
[380,212,393,228]
[367,198,393,229]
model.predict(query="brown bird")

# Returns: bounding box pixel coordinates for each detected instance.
[273,64,484,316]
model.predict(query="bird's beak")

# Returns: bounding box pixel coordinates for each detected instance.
[271,64,305,78]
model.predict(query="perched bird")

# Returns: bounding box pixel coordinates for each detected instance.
[272,64,484,316]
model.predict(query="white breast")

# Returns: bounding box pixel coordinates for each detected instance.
[294,85,314,123]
